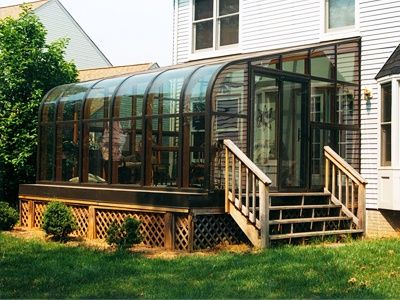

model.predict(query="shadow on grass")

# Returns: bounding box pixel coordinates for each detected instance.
[0,234,393,298]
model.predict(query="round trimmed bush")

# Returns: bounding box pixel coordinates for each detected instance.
[42,202,77,240]
[0,202,19,230]
[106,217,142,250]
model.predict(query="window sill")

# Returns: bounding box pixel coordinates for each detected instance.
[188,46,241,62]
[319,29,360,42]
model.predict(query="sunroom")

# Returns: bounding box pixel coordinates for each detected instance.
[20,38,364,249]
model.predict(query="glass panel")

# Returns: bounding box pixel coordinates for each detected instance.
[41,86,67,123]
[253,75,278,187]
[382,83,392,123]
[149,117,180,186]
[111,119,142,185]
[280,81,304,188]
[337,42,359,83]
[219,0,239,16]
[310,128,333,188]
[147,67,195,116]
[83,121,109,183]
[328,0,355,29]
[114,72,159,118]
[381,124,391,166]
[85,77,127,120]
[282,51,308,74]
[337,84,358,125]
[195,20,213,50]
[184,116,206,188]
[184,64,221,113]
[339,129,360,170]
[59,123,80,182]
[311,81,334,123]
[219,15,239,46]
[194,0,213,20]
[251,56,279,69]
[39,125,55,181]
[58,82,94,121]
[212,63,248,114]
[311,46,335,79]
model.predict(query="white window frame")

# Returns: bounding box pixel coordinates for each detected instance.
[320,0,360,41]
[190,0,241,60]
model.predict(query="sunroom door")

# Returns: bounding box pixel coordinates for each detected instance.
[252,72,308,191]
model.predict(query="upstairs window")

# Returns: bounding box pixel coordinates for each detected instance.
[326,0,355,31]
[193,0,239,51]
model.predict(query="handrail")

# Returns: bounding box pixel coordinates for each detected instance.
[324,146,367,231]
[224,139,272,248]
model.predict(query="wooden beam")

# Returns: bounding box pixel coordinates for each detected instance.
[164,212,175,250]
[87,206,96,239]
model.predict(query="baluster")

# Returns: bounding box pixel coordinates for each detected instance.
[345,176,349,209]
[245,168,249,216]
[351,180,355,213]
[251,174,256,223]
[338,169,342,204]
[232,156,236,206]
[332,164,336,197]
[225,148,229,213]
[325,157,330,191]
[238,161,242,211]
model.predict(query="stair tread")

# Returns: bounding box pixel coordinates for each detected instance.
[269,216,352,225]
[269,192,331,197]
[269,229,364,240]
[270,204,341,210]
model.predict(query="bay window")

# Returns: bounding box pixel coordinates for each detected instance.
[193,0,239,51]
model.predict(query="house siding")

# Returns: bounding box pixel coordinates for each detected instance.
[35,0,111,70]
[173,0,400,210]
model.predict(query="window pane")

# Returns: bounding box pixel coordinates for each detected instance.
[381,124,391,166]
[41,86,66,123]
[219,0,239,16]
[219,15,239,46]
[85,77,127,120]
[148,117,180,186]
[39,125,55,181]
[195,20,213,50]
[382,83,392,123]
[311,46,335,79]
[184,64,221,113]
[114,72,159,118]
[251,56,279,69]
[282,51,308,74]
[311,128,334,188]
[112,119,142,185]
[328,0,355,29]
[194,0,213,20]
[58,123,80,182]
[337,42,359,83]
[311,81,334,123]
[83,121,109,183]
[339,130,360,170]
[147,67,196,115]
[58,82,94,121]
[337,84,358,125]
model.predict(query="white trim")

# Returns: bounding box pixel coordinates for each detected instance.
[319,0,360,42]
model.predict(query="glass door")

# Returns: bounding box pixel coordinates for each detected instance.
[252,72,308,191]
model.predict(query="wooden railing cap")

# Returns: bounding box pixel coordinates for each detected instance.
[324,146,367,185]
[224,139,272,185]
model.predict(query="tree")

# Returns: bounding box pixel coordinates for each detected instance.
[0,5,78,204]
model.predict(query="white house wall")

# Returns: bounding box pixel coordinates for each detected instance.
[35,0,111,70]
[173,0,400,209]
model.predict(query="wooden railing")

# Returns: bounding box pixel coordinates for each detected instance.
[224,139,272,248]
[324,146,367,230]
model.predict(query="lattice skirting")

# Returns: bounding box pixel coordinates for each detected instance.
[19,198,247,251]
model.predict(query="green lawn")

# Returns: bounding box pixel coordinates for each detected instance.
[0,233,399,299]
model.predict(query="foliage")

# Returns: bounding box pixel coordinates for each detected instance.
[0,201,18,230]
[106,217,142,249]
[0,5,78,204]
[42,202,77,241]
[1,234,400,298]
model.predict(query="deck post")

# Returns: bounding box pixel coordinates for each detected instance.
[259,183,269,248]
[28,200,34,228]
[164,212,175,250]
[357,185,366,233]
[87,206,96,239]
[188,213,194,252]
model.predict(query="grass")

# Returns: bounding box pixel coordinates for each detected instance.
[1,233,400,298]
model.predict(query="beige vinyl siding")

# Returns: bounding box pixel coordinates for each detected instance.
[35,0,111,70]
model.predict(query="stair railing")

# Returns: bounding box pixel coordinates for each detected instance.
[324,146,367,231]
[224,139,272,248]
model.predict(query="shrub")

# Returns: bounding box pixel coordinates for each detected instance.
[42,202,77,241]
[106,217,142,250]
[0,202,19,230]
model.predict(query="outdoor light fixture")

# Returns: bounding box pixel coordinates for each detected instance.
[362,87,372,101]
